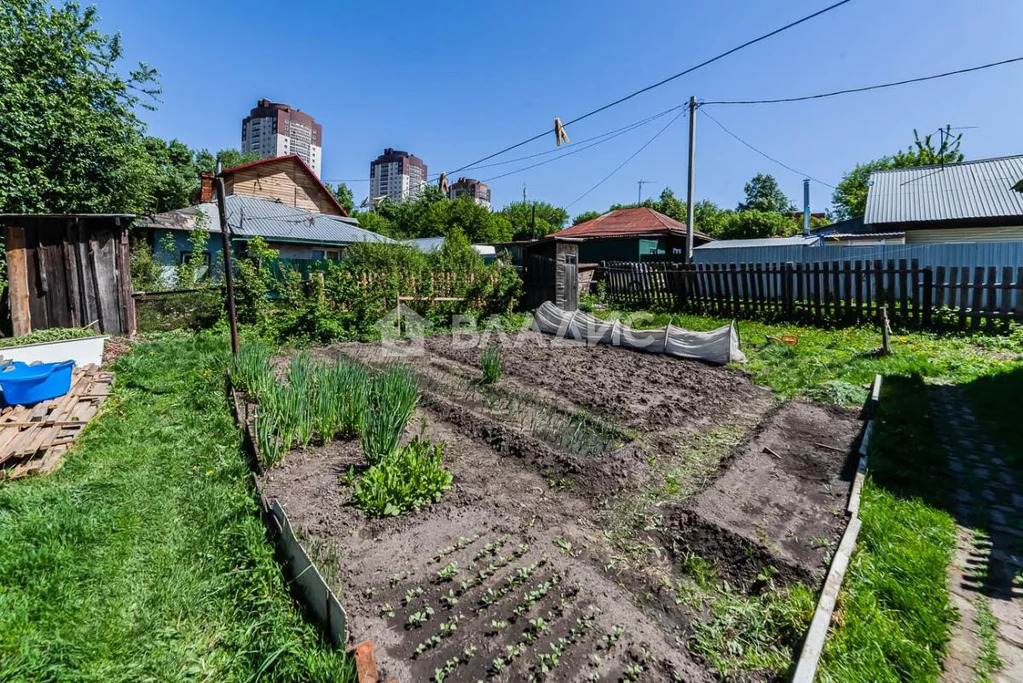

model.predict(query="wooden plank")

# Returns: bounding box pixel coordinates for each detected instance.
[935,265,947,312]
[811,262,822,323]
[999,266,1012,327]
[1015,267,1023,321]
[6,226,32,336]
[984,266,997,330]
[842,261,853,323]
[897,258,909,324]
[955,266,968,329]
[922,267,933,328]
[118,225,137,337]
[970,266,984,329]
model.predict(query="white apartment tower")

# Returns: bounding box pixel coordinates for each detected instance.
[369,148,427,203]
[241,99,323,177]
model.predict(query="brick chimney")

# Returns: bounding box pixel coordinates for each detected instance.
[199,172,214,203]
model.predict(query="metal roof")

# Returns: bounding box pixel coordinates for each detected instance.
[407,237,446,252]
[695,234,821,250]
[865,155,1023,225]
[138,195,393,246]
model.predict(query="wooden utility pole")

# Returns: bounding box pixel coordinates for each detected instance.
[214,176,240,355]
[685,96,697,263]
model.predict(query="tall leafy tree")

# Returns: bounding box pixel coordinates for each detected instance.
[571,210,601,225]
[0,0,160,213]
[737,173,794,213]
[194,148,262,175]
[501,201,569,240]
[832,126,965,220]
[328,182,355,213]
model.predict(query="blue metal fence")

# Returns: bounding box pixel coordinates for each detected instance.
[692,241,1023,272]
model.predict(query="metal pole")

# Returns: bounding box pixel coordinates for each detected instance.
[214,177,240,355]
[685,96,697,262]
[803,178,811,236]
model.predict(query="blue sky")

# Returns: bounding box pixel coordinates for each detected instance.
[95,0,1021,218]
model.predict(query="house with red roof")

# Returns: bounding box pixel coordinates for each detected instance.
[553,207,712,263]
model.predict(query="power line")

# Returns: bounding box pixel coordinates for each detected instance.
[700,108,836,189]
[479,107,681,183]
[443,0,854,176]
[565,109,687,209]
[703,55,1023,105]
[323,105,683,187]
[465,105,682,172]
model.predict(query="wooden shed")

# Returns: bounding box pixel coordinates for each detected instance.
[0,214,136,337]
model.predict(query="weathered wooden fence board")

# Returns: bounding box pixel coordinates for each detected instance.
[596,259,1023,328]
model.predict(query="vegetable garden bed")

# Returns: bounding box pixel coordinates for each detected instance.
[244,331,865,681]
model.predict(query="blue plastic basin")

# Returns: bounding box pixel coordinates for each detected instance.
[0,360,75,405]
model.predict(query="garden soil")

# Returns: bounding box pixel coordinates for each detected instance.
[259,332,864,681]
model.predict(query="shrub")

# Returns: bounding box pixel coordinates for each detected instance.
[353,435,453,516]
[480,345,502,385]
[361,365,419,463]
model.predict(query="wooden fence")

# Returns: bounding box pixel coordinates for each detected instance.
[596,260,1023,329]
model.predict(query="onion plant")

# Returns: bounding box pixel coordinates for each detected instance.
[361,365,419,464]
[479,345,502,385]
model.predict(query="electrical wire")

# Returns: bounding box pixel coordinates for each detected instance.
[322,105,683,186]
[442,0,854,176]
[700,108,836,189]
[565,109,687,209]
[703,55,1023,105]
[479,106,683,183]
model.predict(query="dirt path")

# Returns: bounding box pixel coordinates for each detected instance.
[934,388,1023,683]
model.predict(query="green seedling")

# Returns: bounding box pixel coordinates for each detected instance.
[436,561,459,581]
[405,587,424,605]
[439,589,459,607]
[604,624,625,647]
[406,605,434,628]
[379,602,395,618]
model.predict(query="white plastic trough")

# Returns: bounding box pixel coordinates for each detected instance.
[0,335,108,367]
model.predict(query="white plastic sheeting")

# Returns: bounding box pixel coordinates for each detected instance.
[533,301,745,365]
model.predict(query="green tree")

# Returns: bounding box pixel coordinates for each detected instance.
[194,149,262,175]
[718,209,799,240]
[143,137,200,213]
[328,182,355,213]
[831,126,965,220]
[653,188,686,222]
[501,201,569,240]
[738,173,794,213]
[0,0,159,213]
[572,210,601,225]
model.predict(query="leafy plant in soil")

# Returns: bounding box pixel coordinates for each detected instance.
[480,344,502,384]
[361,365,419,463]
[353,435,453,517]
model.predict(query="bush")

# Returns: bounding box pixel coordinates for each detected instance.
[353,435,453,517]
[480,345,502,384]
[361,365,419,464]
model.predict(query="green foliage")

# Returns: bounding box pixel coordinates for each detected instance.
[480,345,502,385]
[174,225,212,288]
[0,0,159,214]
[571,210,602,225]
[608,188,688,222]
[129,237,162,292]
[353,435,453,517]
[832,126,965,220]
[361,366,419,464]
[195,148,262,175]
[501,201,569,240]
[0,326,98,348]
[328,182,355,213]
[737,173,795,213]
[0,332,353,680]
[717,209,800,240]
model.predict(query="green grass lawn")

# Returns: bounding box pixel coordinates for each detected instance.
[0,332,352,682]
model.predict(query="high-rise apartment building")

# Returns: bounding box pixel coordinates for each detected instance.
[369,148,427,203]
[448,177,491,209]
[241,99,323,177]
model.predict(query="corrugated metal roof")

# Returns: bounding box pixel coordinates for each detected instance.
[865,155,1023,225]
[139,195,393,245]
[407,237,446,252]
[695,234,821,250]
[555,207,712,241]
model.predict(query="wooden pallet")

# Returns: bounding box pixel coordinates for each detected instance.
[0,365,114,480]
